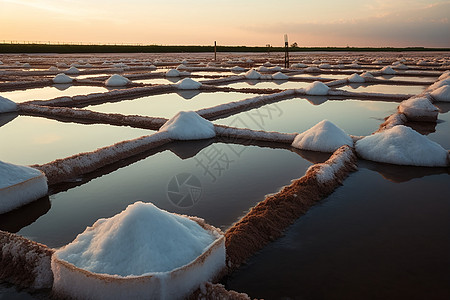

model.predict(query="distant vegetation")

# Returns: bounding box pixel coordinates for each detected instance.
[0,43,449,54]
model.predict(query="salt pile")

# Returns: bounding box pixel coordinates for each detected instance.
[428,78,450,90]
[0,96,18,113]
[231,66,245,72]
[175,78,202,90]
[292,120,353,152]
[438,70,450,80]
[348,73,365,83]
[355,125,448,167]
[105,74,130,87]
[256,66,269,72]
[361,71,374,78]
[52,201,225,299]
[0,160,48,214]
[380,66,396,75]
[159,111,216,140]
[271,72,289,80]
[65,66,80,75]
[166,69,181,77]
[53,73,73,84]
[430,85,450,102]
[398,97,439,121]
[245,69,261,80]
[305,81,329,95]
[48,66,58,72]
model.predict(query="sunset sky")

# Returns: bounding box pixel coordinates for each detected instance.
[1,0,449,47]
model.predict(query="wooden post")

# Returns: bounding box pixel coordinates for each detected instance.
[214,41,217,61]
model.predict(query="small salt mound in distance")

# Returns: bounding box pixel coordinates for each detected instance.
[381,66,396,75]
[319,63,331,69]
[430,85,450,102]
[105,74,130,87]
[231,66,245,72]
[56,62,68,68]
[272,72,289,80]
[348,73,365,83]
[291,63,307,68]
[361,71,374,78]
[428,78,450,91]
[305,66,320,72]
[53,73,73,84]
[245,69,261,80]
[159,111,215,140]
[166,69,181,77]
[176,64,187,70]
[269,66,282,71]
[263,61,273,67]
[0,96,18,113]
[48,66,58,71]
[292,120,353,152]
[347,63,360,68]
[355,125,448,167]
[0,160,48,214]
[55,201,217,276]
[175,78,202,90]
[305,81,329,95]
[65,66,80,75]
[398,97,439,121]
[393,63,408,70]
[256,66,269,72]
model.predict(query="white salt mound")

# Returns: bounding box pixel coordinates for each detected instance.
[272,72,289,80]
[305,81,330,95]
[393,63,408,70]
[231,66,245,72]
[398,97,439,120]
[176,64,187,70]
[245,69,261,80]
[381,66,396,75]
[105,74,130,87]
[166,69,181,77]
[292,120,353,152]
[0,96,18,113]
[48,66,58,72]
[65,66,80,75]
[428,78,450,91]
[269,66,282,71]
[355,125,448,167]
[159,111,216,140]
[348,73,365,83]
[430,85,450,102]
[0,160,48,214]
[361,71,374,78]
[176,78,202,90]
[53,73,73,84]
[56,201,217,276]
[256,66,269,72]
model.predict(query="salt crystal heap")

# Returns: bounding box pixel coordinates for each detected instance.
[292,120,353,152]
[305,81,329,95]
[348,73,365,83]
[398,97,439,122]
[159,111,216,140]
[53,73,73,84]
[0,160,48,214]
[244,69,261,80]
[52,201,225,299]
[430,85,450,102]
[166,69,181,77]
[105,74,130,87]
[355,125,448,167]
[175,78,202,90]
[272,72,289,80]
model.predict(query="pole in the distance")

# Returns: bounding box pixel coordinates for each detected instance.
[214,41,217,61]
[284,34,289,68]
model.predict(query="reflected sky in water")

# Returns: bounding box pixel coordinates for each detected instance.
[215,97,399,136]
[339,83,427,95]
[87,92,255,118]
[223,80,311,90]
[0,115,152,165]
[227,163,450,299]
[1,85,108,103]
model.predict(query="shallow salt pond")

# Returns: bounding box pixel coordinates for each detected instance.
[7,142,321,248]
[134,78,182,84]
[214,97,399,136]
[380,74,438,83]
[291,73,350,80]
[1,85,108,103]
[226,161,450,299]
[0,115,152,165]
[339,83,427,95]
[87,91,256,118]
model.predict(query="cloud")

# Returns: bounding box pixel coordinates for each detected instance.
[241,2,450,47]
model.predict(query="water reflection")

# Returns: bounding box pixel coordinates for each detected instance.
[358,159,449,183]
[304,95,328,106]
[340,83,427,95]
[176,90,201,100]
[404,120,437,135]
[0,196,51,233]
[52,83,72,91]
[0,112,18,128]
